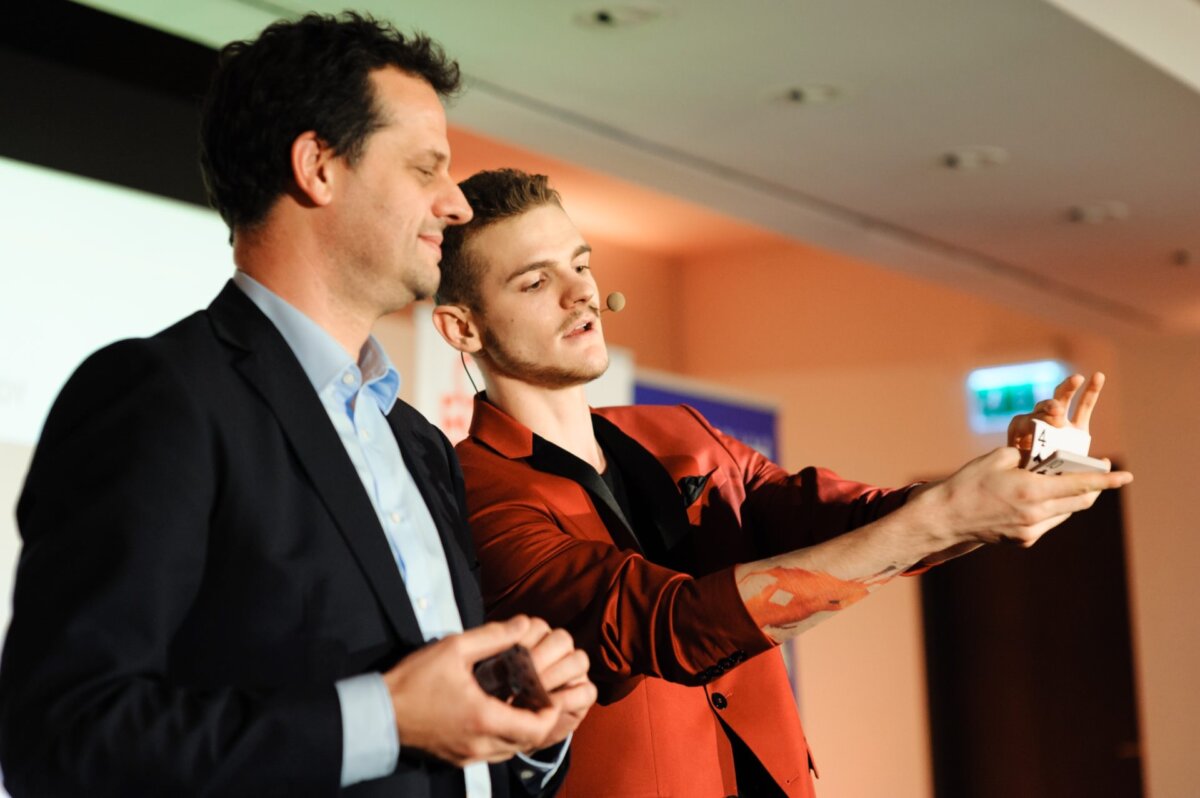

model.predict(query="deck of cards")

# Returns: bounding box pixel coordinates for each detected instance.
[1024,419,1110,475]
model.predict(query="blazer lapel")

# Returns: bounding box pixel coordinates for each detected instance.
[384,402,484,629]
[468,395,669,557]
[207,282,424,643]
[592,414,693,555]
[527,435,643,551]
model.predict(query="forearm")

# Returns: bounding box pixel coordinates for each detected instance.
[735,486,957,642]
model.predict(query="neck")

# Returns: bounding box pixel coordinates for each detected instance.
[234,222,376,361]
[484,374,604,471]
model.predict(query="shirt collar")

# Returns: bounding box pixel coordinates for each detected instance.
[232,271,400,413]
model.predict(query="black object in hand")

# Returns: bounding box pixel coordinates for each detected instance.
[474,644,553,710]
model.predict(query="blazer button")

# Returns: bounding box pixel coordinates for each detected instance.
[711,692,728,710]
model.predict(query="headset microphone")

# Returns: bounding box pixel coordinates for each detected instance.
[602,292,626,313]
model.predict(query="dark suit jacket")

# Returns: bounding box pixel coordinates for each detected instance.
[0,282,558,797]
[456,398,912,798]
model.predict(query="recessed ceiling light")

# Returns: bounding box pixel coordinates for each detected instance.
[942,145,1009,171]
[779,84,848,105]
[573,6,662,29]
[1067,201,1130,224]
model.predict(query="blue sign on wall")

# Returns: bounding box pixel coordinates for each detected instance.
[634,380,779,462]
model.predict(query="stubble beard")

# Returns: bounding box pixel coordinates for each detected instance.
[478,324,609,390]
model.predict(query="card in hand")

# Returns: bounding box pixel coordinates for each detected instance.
[474,644,553,711]
[1030,450,1111,475]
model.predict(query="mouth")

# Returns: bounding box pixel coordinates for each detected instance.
[563,314,600,338]
[418,233,443,257]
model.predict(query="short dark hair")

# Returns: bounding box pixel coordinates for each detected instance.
[199,12,461,233]
[437,168,562,309]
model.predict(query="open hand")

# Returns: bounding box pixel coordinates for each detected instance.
[1008,372,1104,452]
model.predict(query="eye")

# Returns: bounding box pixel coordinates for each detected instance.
[522,276,545,292]
[575,263,591,274]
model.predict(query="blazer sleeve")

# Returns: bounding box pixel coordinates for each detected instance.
[462,404,915,695]
[0,340,342,797]
[675,405,916,558]
[461,464,774,693]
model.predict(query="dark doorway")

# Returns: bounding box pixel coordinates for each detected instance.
[921,482,1143,798]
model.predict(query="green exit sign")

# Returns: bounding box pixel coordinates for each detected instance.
[966,361,1069,433]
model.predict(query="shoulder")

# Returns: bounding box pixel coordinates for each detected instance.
[595,403,721,443]
[388,398,458,464]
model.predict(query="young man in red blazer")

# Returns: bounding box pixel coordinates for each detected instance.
[431,168,1132,797]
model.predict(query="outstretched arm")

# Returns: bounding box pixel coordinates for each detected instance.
[736,372,1129,643]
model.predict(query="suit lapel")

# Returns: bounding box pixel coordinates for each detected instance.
[207,282,424,643]
[592,414,693,555]
[384,403,483,629]
[526,435,642,552]
[468,395,691,560]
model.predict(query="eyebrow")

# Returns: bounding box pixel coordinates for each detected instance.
[417,149,449,166]
[504,244,592,284]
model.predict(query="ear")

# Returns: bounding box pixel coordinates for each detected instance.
[431,304,484,355]
[290,131,337,207]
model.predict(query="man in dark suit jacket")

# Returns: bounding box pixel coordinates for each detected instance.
[0,15,594,797]
[427,168,1133,796]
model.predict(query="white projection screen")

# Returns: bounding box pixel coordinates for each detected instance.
[0,157,233,714]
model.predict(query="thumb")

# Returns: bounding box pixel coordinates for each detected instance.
[457,615,532,665]
[988,447,1022,469]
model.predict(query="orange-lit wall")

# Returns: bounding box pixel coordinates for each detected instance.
[1115,332,1200,798]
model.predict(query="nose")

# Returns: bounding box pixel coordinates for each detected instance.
[561,267,597,309]
[436,178,473,226]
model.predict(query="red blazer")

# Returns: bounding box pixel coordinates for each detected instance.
[457,398,911,797]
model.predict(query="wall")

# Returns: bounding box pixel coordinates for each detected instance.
[1115,332,1200,798]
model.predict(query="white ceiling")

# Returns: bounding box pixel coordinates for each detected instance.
[77,0,1200,335]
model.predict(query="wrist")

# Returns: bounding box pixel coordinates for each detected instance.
[903,479,969,552]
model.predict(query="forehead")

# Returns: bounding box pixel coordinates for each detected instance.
[367,67,449,144]
[471,203,585,282]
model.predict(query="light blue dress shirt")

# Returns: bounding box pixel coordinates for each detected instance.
[233,273,564,794]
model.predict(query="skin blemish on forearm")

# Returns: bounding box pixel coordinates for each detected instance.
[738,565,872,628]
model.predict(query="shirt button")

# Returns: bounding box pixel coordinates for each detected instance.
[417,597,429,610]
[390,511,401,524]
[359,429,370,441]
[711,692,728,710]
[341,373,355,386]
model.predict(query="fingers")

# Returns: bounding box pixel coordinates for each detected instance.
[525,626,572,669]
[1007,413,1034,450]
[985,446,1023,469]
[553,679,598,709]
[1035,469,1133,495]
[539,647,590,694]
[516,615,552,654]
[1027,375,1079,425]
[457,615,533,664]
[477,698,560,754]
[1052,373,1085,405]
[523,625,590,693]
[1070,372,1105,430]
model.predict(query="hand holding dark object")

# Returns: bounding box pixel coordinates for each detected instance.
[382,616,559,766]
[474,644,553,711]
